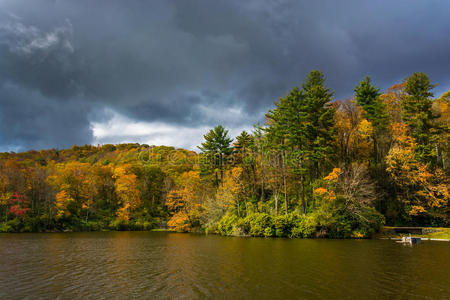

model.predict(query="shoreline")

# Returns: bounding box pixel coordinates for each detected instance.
[374,226,450,240]
[2,226,449,241]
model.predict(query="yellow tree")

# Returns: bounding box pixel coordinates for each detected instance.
[314,168,340,208]
[386,123,449,218]
[379,83,405,124]
[48,162,89,218]
[433,91,449,169]
[354,119,374,161]
[116,203,131,223]
[80,168,101,222]
[166,170,202,231]
[0,171,12,221]
[334,99,373,164]
[216,167,246,216]
[113,164,141,223]
[48,161,101,220]
[55,190,74,219]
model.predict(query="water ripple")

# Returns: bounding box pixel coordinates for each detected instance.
[0,232,449,299]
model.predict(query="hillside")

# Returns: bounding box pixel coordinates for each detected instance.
[0,144,200,232]
[1,71,448,237]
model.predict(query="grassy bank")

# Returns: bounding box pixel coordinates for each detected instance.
[375,227,450,239]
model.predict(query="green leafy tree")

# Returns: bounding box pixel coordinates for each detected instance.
[354,75,389,164]
[198,125,233,186]
[302,70,335,179]
[266,70,335,214]
[402,72,439,165]
[234,131,256,198]
[253,124,269,204]
[235,131,254,164]
[266,88,303,214]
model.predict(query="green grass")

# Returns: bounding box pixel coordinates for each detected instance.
[151,228,175,232]
[376,227,450,239]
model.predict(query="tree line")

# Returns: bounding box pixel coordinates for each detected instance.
[0,71,448,237]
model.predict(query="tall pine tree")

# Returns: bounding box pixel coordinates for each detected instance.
[265,70,335,214]
[402,72,438,165]
[198,125,233,186]
[234,131,256,198]
[354,75,388,164]
[266,87,305,213]
[302,70,335,180]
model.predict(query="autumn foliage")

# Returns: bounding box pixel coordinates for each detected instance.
[8,192,30,219]
[166,171,203,231]
[0,71,448,234]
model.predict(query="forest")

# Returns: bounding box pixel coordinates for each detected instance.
[0,71,448,238]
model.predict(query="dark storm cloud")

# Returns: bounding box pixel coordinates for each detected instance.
[0,0,449,150]
[0,82,92,151]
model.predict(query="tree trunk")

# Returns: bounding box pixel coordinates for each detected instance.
[274,192,279,215]
[301,173,306,215]
[373,133,378,165]
[312,194,316,210]
[220,153,224,186]
[245,198,248,216]
[260,145,264,202]
[251,163,256,198]
[282,151,288,215]
[237,201,240,217]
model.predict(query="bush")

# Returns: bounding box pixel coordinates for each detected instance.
[0,222,14,233]
[217,213,276,237]
[235,217,251,236]
[264,227,274,237]
[354,207,385,238]
[133,218,157,231]
[79,220,104,231]
[22,216,45,232]
[305,210,336,238]
[291,215,316,238]
[240,213,274,237]
[215,206,385,239]
[248,214,272,236]
[328,215,353,238]
[217,214,238,236]
[306,206,385,238]
[108,219,129,231]
[274,214,295,237]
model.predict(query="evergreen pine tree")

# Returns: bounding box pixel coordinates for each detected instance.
[402,72,438,165]
[354,75,388,164]
[198,125,233,186]
[302,70,335,180]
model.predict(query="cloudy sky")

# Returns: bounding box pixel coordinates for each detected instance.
[1,0,449,152]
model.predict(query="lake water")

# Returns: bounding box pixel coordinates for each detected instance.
[0,231,449,299]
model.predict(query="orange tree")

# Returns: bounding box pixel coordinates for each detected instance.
[386,123,449,224]
[166,170,203,231]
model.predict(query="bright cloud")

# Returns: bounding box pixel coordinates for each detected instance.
[91,109,253,151]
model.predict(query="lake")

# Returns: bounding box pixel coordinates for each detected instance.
[0,231,449,299]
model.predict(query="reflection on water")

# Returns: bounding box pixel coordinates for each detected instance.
[0,232,449,299]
